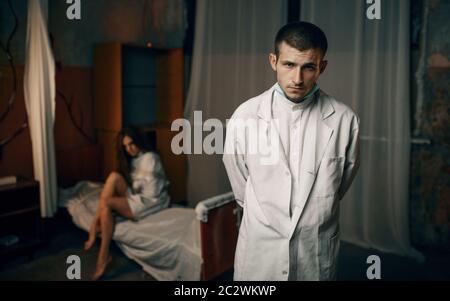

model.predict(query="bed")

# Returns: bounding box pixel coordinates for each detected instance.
[58,181,240,281]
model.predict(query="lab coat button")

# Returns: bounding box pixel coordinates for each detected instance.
[282,271,288,275]
[285,171,290,176]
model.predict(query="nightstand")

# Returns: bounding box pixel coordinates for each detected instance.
[0,180,43,266]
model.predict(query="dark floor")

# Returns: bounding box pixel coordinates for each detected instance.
[337,243,450,281]
[0,211,156,281]
[0,212,449,281]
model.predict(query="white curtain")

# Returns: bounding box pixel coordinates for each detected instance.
[24,0,57,217]
[185,0,287,206]
[301,0,422,259]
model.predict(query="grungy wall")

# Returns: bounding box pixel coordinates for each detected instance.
[0,0,187,66]
[49,0,187,66]
[410,0,450,251]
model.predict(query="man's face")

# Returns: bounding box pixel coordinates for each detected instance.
[269,42,327,102]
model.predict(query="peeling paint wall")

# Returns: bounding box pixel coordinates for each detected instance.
[49,0,187,66]
[410,0,450,251]
[0,0,187,66]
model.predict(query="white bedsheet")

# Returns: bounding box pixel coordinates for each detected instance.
[59,181,202,281]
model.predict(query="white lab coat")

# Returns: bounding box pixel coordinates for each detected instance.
[223,84,360,280]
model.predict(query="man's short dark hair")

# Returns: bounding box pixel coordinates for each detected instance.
[274,21,328,59]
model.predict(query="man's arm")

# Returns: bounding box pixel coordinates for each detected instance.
[337,114,360,201]
[222,120,248,207]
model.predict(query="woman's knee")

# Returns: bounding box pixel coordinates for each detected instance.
[110,171,127,187]
[107,171,122,182]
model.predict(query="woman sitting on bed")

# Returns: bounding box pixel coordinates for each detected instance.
[85,126,170,280]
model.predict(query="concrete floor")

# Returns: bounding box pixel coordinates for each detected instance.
[0,213,449,281]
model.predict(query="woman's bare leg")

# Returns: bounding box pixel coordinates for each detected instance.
[91,205,113,280]
[85,172,127,251]
[92,196,133,280]
[84,213,101,251]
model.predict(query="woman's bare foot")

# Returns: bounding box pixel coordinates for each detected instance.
[91,256,112,281]
[85,216,100,251]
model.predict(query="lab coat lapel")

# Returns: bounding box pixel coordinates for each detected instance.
[257,87,289,171]
[254,87,291,236]
[289,93,334,239]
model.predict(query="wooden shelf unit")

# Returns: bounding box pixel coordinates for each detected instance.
[93,43,186,203]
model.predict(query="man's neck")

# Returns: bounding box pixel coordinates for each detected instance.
[275,82,319,103]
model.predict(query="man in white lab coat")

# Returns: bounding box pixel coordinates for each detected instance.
[223,22,360,280]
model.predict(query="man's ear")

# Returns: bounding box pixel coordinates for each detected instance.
[319,60,328,74]
[269,53,277,71]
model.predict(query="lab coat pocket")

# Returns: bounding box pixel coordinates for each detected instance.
[319,228,340,280]
[326,230,340,280]
[313,157,345,198]
[244,177,271,226]
[234,212,248,280]
[328,230,340,259]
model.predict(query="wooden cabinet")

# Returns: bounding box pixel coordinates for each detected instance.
[93,43,186,203]
[0,180,42,265]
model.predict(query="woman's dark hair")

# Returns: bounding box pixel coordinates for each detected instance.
[116,126,152,184]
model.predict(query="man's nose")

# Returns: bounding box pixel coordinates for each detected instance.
[292,67,303,85]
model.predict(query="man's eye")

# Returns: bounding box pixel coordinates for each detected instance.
[305,66,315,71]
[285,63,294,68]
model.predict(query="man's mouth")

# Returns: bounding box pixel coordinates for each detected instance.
[288,86,305,91]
